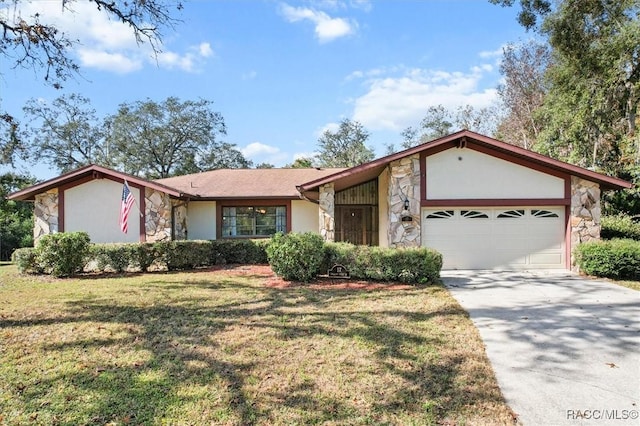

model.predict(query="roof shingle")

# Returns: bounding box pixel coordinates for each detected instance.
[155,168,346,199]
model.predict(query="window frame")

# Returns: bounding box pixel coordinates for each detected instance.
[216,200,292,239]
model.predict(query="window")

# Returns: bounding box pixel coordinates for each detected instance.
[531,209,559,218]
[426,210,454,219]
[461,210,489,219]
[222,206,286,237]
[497,209,525,218]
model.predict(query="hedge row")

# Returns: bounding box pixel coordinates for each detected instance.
[13,231,444,284]
[601,214,640,241]
[574,239,640,280]
[323,242,442,284]
[266,232,442,284]
[12,233,269,277]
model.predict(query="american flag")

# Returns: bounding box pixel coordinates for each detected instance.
[120,181,135,233]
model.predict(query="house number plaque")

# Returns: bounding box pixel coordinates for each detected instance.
[328,264,350,279]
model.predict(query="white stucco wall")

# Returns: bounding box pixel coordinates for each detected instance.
[426,148,564,199]
[65,179,140,243]
[188,201,217,240]
[291,200,318,233]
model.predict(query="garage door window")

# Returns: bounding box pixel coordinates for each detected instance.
[497,209,525,218]
[426,210,454,219]
[461,210,489,218]
[531,209,559,218]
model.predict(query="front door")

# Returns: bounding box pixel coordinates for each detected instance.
[342,206,364,245]
[335,206,378,246]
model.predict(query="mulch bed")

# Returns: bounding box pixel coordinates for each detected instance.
[208,264,415,291]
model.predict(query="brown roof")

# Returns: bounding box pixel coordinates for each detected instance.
[7,164,189,201]
[155,168,346,199]
[298,130,633,193]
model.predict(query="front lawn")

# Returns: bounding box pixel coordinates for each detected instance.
[0,264,516,425]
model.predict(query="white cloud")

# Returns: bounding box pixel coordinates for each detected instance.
[7,1,212,74]
[241,142,290,166]
[316,122,340,137]
[198,42,214,58]
[351,66,499,131]
[479,47,504,59]
[77,49,143,74]
[280,3,356,43]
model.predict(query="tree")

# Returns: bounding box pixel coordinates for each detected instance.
[1,0,181,89]
[536,0,639,173]
[0,173,35,260]
[106,97,249,178]
[495,41,550,149]
[22,94,107,173]
[392,104,499,152]
[255,162,275,169]
[287,157,315,168]
[0,113,22,165]
[316,119,374,168]
[0,0,183,166]
[492,0,640,215]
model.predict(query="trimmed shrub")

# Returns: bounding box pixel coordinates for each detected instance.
[35,232,91,277]
[324,242,442,284]
[601,214,640,241]
[159,240,215,271]
[267,232,325,282]
[210,239,269,264]
[11,247,41,274]
[575,239,640,280]
[91,244,138,273]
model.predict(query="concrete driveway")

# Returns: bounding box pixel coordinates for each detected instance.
[442,270,640,426]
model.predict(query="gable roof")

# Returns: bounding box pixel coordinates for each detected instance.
[7,164,191,201]
[297,130,633,194]
[156,168,345,200]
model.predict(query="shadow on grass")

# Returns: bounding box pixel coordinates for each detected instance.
[2,276,512,425]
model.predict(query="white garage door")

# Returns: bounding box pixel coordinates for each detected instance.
[422,207,565,270]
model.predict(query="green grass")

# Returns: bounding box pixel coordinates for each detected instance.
[0,265,516,425]
[610,279,640,291]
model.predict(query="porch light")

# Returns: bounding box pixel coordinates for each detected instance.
[404,198,410,211]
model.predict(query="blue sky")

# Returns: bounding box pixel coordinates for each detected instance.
[1,0,530,180]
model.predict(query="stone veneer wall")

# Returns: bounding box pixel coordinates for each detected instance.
[145,189,173,242]
[172,201,188,241]
[319,183,335,241]
[570,176,601,269]
[388,155,421,247]
[34,189,59,243]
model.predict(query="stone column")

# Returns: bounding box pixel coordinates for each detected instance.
[172,201,188,241]
[388,155,421,248]
[319,183,335,242]
[145,189,172,242]
[34,189,59,243]
[570,177,601,269]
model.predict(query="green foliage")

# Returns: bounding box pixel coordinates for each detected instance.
[91,244,138,273]
[159,241,215,271]
[324,242,442,284]
[210,239,270,264]
[575,239,640,280]
[316,119,375,167]
[395,104,499,152]
[266,232,325,282]
[601,215,640,241]
[23,94,107,172]
[35,232,91,277]
[0,172,35,261]
[11,247,40,274]
[107,97,248,179]
[19,238,270,275]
